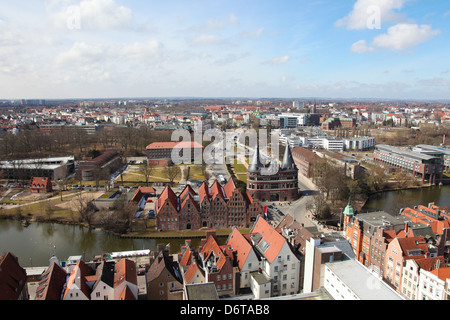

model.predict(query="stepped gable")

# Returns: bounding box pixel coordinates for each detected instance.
[157,185,178,211]
[223,178,237,198]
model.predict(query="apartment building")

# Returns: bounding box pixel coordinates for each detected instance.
[384,237,431,291]
[146,141,204,166]
[292,146,319,178]
[418,266,450,300]
[401,256,445,300]
[147,248,184,300]
[324,259,404,300]
[198,231,236,297]
[374,144,443,184]
[249,216,301,297]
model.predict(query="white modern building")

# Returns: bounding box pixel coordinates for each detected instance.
[324,259,404,300]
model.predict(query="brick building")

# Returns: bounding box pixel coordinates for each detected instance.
[75,149,122,182]
[146,141,204,166]
[30,177,53,193]
[155,179,264,231]
[247,144,299,202]
[292,146,319,178]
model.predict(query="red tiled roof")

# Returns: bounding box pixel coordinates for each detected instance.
[184,261,204,284]
[114,259,137,288]
[146,141,204,150]
[157,185,178,212]
[431,267,450,282]
[35,262,68,300]
[250,216,287,263]
[223,179,237,198]
[226,228,254,270]
[209,180,225,200]
[0,252,27,300]
[63,260,93,300]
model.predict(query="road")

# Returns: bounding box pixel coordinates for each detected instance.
[263,172,325,232]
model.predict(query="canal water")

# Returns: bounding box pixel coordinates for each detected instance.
[362,185,450,215]
[0,220,202,268]
[3,185,449,268]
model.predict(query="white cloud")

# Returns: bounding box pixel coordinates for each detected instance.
[371,23,440,51]
[239,27,264,39]
[49,0,133,30]
[351,40,375,53]
[188,34,230,47]
[336,0,408,30]
[55,42,105,65]
[264,55,291,65]
[352,23,439,53]
[417,78,449,87]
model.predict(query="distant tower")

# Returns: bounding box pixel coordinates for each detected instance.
[342,202,354,234]
[312,100,317,114]
[247,144,299,202]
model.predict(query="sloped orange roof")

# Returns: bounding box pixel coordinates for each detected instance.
[157,185,178,212]
[415,256,446,272]
[209,180,225,200]
[226,228,254,270]
[397,237,429,259]
[114,259,137,288]
[250,216,287,263]
[431,267,450,282]
[184,261,204,284]
[179,246,194,267]
[63,260,93,300]
[118,285,136,300]
[198,182,211,203]
[223,179,237,198]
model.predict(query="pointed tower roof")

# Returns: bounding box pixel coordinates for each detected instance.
[248,143,262,172]
[281,145,296,171]
[343,203,354,216]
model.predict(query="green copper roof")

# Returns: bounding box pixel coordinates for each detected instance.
[343,204,354,216]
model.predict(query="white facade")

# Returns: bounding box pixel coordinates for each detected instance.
[260,242,301,297]
[343,137,375,151]
[91,280,114,300]
[418,269,447,300]
[239,250,260,289]
[400,259,420,300]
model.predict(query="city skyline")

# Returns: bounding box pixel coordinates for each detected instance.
[1,0,449,100]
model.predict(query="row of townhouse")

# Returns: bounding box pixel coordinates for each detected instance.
[53,258,138,300]
[146,216,302,300]
[0,253,139,300]
[155,180,264,231]
[343,202,450,299]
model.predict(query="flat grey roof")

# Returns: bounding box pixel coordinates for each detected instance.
[325,259,404,300]
[376,144,437,162]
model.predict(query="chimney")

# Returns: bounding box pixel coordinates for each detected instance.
[404,222,409,236]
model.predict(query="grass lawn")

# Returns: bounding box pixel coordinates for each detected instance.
[120,165,182,184]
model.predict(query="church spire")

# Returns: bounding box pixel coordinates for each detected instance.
[281,144,296,171]
[248,143,262,172]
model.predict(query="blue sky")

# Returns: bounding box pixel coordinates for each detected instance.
[0,0,449,100]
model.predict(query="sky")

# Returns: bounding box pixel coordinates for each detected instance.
[0,0,449,100]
